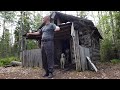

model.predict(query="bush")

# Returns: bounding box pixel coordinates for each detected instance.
[0,57,19,66]
[110,59,120,64]
[100,38,113,61]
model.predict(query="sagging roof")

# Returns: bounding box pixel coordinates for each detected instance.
[25,11,102,39]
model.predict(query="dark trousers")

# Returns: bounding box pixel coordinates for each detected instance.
[41,40,54,73]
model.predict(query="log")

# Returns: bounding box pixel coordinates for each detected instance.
[4,61,22,68]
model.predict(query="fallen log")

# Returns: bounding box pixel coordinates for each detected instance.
[4,61,22,68]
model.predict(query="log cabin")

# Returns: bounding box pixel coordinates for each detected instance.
[22,12,103,71]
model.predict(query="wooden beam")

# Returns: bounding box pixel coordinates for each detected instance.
[71,23,81,71]
[57,18,61,25]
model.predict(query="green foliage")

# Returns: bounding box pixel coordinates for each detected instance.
[110,59,120,64]
[26,40,38,50]
[0,11,43,59]
[0,11,16,58]
[31,12,43,30]
[100,38,113,61]
[0,11,16,23]
[98,11,120,62]
[0,57,19,66]
[0,29,11,58]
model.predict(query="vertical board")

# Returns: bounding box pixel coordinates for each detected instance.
[79,46,86,71]
[84,47,90,70]
[71,23,81,71]
[79,45,90,71]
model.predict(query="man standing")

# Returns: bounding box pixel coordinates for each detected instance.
[27,15,60,78]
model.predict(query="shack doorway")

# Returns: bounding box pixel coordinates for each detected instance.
[54,23,73,69]
[54,37,72,69]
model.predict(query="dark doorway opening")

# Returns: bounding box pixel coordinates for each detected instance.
[61,39,71,65]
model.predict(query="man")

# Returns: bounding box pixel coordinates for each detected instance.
[27,15,60,78]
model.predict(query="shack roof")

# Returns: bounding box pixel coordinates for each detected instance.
[25,12,102,39]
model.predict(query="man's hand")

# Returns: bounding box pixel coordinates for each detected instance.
[26,33,31,36]
[55,26,60,31]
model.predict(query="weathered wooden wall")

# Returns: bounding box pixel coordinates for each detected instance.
[78,27,100,63]
[20,49,42,67]
[79,45,90,71]
[90,36,100,63]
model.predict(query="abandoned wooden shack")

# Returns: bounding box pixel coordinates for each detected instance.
[22,12,103,71]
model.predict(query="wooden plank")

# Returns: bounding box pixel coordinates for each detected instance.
[71,23,77,70]
[39,49,42,67]
[36,49,39,67]
[79,46,86,71]
[23,50,26,67]
[20,52,23,67]
[71,22,81,71]
[35,49,38,67]
[86,56,98,72]
[31,50,34,67]
[37,49,39,67]
[37,49,40,67]
[84,47,90,70]
[79,46,91,71]
[34,49,37,67]
[28,50,31,67]
[76,30,81,71]
[26,50,28,67]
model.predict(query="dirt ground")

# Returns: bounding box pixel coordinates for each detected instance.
[0,62,120,79]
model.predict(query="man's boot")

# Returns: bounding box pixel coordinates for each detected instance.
[42,70,49,77]
[48,73,53,78]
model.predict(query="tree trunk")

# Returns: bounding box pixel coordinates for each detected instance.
[19,11,24,60]
[2,18,6,58]
[109,11,115,44]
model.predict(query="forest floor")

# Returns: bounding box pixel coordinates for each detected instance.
[0,62,120,79]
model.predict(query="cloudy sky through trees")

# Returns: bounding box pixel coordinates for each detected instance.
[0,11,99,44]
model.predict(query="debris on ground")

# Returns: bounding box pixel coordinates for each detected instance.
[0,62,120,79]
